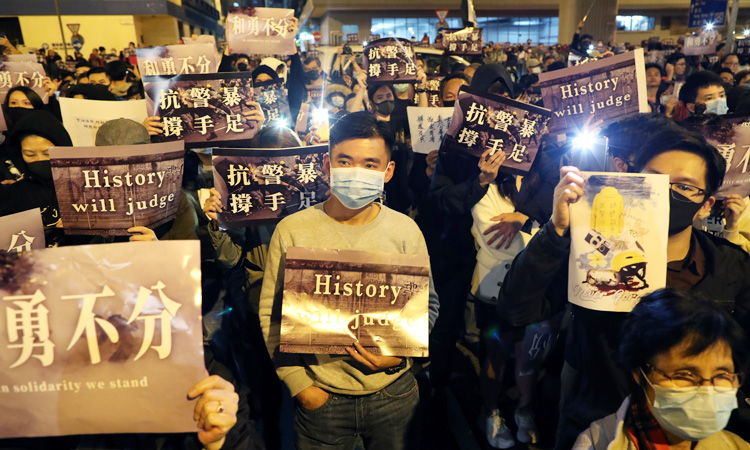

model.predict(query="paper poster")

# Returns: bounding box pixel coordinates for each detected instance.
[280,247,430,357]
[0,54,38,63]
[689,114,750,199]
[362,37,418,85]
[439,85,553,174]
[253,78,290,123]
[182,35,217,47]
[407,106,453,154]
[135,43,219,77]
[688,0,727,28]
[227,7,297,56]
[50,142,184,235]
[568,172,669,312]
[144,72,259,148]
[443,28,483,55]
[683,31,719,56]
[0,208,45,253]
[0,241,205,438]
[539,49,648,136]
[645,50,667,68]
[59,98,148,147]
[423,75,444,107]
[212,145,329,229]
[0,61,49,132]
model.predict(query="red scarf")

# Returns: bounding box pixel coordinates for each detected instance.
[624,396,672,450]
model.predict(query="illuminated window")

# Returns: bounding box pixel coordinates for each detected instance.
[616,16,656,31]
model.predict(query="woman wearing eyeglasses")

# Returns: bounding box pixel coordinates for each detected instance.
[573,288,749,450]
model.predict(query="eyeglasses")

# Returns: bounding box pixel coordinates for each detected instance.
[645,363,743,389]
[669,182,707,204]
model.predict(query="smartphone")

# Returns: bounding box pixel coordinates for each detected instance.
[568,136,610,172]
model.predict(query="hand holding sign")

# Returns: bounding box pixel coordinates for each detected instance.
[203,188,223,223]
[478,147,507,186]
[722,195,747,231]
[552,166,585,236]
[346,341,403,371]
[188,375,239,450]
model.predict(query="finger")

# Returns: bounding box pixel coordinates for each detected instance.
[194,390,239,422]
[503,231,516,250]
[345,344,378,370]
[127,226,147,234]
[483,222,503,235]
[188,375,234,400]
[487,231,503,246]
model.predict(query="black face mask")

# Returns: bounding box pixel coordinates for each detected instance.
[26,160,53,181]
[375,100,395,116]
[304,70,321,84]
[237,63,249,72]
[6,107,35,124]
[443,100,455,108]
[668,192,705,235]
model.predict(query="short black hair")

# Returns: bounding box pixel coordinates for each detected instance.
[634,121,726,195]
[106,60,130,81]
[86,67,108,78]
[303,56,321,67]
[716,42,726,52]
[722,53,739,64]
[618,288,747,394]
[251,124,302,148]
[329,111,395,157]
[366,83,395,103]
[75,60,91,69]
[604,113,673,161]
[666,52,685,65]
[679,71,724,105]
[439,72,471,97]
[645,63,665,77]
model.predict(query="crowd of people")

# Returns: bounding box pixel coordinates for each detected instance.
[1,18,750,450]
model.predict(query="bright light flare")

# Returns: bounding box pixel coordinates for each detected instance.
[705,22,715,31]
[572,132,596,151]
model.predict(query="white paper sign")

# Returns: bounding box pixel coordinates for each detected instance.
[406,107,453,154]
[59,98,148,147]
[568,172,669,312]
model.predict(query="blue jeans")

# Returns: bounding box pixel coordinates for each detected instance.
[294,371,420,450]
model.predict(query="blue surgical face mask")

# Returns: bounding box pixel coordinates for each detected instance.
[330,166,386,210]
[641,369,738,441]
[703,97,728,115]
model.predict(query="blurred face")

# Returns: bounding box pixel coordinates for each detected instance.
[646,67,662,88]
[442,78,468,103]
[674,58,687,76]
[694,84,726,107]
[723,55,740,73]
[304,61,320,74]
[75,66,90,76]
[21,135,53,164]
[77,76,89,85]
[88,72,110,86]
[8,91,33,108]
[254,73,273,83]
[720,71,734,84]
[372,85,394,104]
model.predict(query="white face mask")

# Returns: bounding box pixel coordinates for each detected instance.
[531,66,542,74]
[330,166,386,210]
[703,97,728,115]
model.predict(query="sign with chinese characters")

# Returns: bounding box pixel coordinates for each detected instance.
[182,35,217,47]
[212,145,329,229]
[424,75,444,107]
[407,107,453,154]
[688,114,750,199]
[228,7,297,56]
[135,44,219,77]
[688,0,727,28]
[50,142,184,235]
[0,55,38,63]
[59,98,149,147]
[569,172,669,312]
[0,61,49,132]
[280,247,430,357]
[144,72,259,149]
[538,49,648,136]
[443,28,483,55]
[440,86,553,174]
[0,208,45,253]
[362,37,418,85]
[683,31,719,56]
[253,78,290,124]
[736,38,750,56]
[0,241,205,438]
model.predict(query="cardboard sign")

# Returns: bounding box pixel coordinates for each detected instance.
[538,49,648,136]
[440,86,553,174]
[136,44,218,77]
[443,28,483,55]
[690,115,750,199]
[50,142,184,235]
[688,0,727,28]
[59,98,148,147]
[0,241,205,438]
[683,31,718,56]
[212,145,329,229]
[253,78,290,123]
[228,7,297,56]
[280,247,430,357]
[362,37,418,85]
[0,61,49,132]
[407,107,453,154]
[568,172,669,312]
[0,208,45,253]
[144,72,259,149]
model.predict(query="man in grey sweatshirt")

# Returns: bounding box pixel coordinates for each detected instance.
[259,112,439,449]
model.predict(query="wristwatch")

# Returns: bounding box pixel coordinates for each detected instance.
[385,358,407,374]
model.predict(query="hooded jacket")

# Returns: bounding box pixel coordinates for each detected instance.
[0,111,72,228]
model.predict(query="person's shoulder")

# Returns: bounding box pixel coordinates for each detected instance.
[696,229,750,262]
[708,430,750,449]
[380,205,421,232]
[275,205,323,231]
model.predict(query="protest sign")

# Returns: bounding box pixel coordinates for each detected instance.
[688,114,750,198]
[0,54,38,63]
[736,37,750,56]
[362,37,418,85]
[135,43,219,77]
[688,0,727,28]
[683,31,718,56]
[182,35,217,47]
[50,141,184,235]
[407,107,453,154]
[280,247,430,357]
[0,61,49,132]
[144,72,259,148]
[0,241,205,438]
[568,172,669,312]
[645,50,667,67]
[253,78,290,123]
[538,49,648,136]
[227,7,297,56]
[59,98,148,147]
[440,86,553,174]
[443,28,483,55]
[424,75,444,107]
[212,145,329,229]
[0,208,45,253]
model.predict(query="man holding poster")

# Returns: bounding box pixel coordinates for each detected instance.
[259,112,439,449]
[498,121,750,449]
